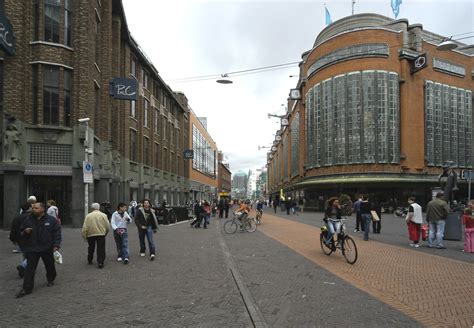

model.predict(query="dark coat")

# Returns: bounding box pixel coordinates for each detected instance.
[9,211,30,246]
[134,207,158,230]
[20,213,62,252]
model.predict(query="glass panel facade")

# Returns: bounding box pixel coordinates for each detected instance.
[192,124,216,178]
[283,135,288,180]
[305,70,400,167]
[291,112,299,177]
[425,81,472,168]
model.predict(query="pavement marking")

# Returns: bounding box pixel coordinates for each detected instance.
[258,212,474,328]
[216,221,269,328]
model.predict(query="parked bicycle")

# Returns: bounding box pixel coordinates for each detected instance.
[320,218,358,264]
[224,213,257,233]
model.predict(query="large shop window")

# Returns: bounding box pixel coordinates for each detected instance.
[425,81,472,168]
[192,124,216,178]
[305,70,400,168]
[291,113,300,177]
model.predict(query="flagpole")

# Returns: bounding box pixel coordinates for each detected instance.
[352,0,355,15]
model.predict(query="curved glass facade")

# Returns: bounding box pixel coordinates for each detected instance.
[425,81,472,168]
[305,70,400,168]
[291,112,300,177]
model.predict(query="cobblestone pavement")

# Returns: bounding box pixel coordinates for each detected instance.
[267,207,472,263]
[257,209,474,328]
[1,208,471,327]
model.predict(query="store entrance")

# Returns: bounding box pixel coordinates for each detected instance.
[28,176,72,225]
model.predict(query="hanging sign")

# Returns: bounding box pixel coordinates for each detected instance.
[0,14,15,56]
[109,78,138,100]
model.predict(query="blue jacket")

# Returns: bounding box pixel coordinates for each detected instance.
[20,214,62,252]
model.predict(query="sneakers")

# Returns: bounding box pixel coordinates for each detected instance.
[140,253,145,257]
[98,263,104,269]
[123,258,129,264]
[150,254,155,261]
[409,243,415,247]
[117,257,123,262]
[353,229,359,233]
[15,289,31,298]
[414,244,420,248]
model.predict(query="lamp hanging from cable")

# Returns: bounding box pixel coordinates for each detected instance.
[216,73,233,84]
[437,37,458,51]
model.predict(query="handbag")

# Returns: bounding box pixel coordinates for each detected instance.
[370,210,380,222]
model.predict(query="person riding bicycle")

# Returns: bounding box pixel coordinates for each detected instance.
[234,200,250,223]
[256,201,263,215]
[324,197,342,246]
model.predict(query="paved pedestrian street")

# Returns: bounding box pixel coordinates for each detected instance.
[0,209,472,327]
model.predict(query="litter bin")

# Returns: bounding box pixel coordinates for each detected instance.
[444,211,463,240]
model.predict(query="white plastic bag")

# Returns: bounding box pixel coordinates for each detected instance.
[53,250,63,264]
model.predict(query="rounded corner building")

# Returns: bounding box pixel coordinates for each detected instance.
[267,13,474,211]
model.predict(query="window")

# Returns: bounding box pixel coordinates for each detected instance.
[44,0,60,43]
[143,137,150,166]
[130,129,138,162]
[154,109,160,134]
[144,98,149,127]
[32,65,39,124]
[141,68,145,86]
[130,100,136,118]
[154,143,161,169]
[162,117,167,140]
[144,72,148,90]
[43,66,59,125]
[63,69,72,126]
[130,56,136,77]
[95,13,100,64]
[64,0,72,46]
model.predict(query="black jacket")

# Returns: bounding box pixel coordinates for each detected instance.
[134,207,158,230]
[9,211,30,246]
[20,214,62,252]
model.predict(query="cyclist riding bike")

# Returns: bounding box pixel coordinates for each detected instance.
[324,197,343,246]
[234,200,250,223]
[256,200,263,216]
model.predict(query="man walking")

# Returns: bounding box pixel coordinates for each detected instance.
[134,199,158,261]
[16,202,62,298]
[111,202,132,264]
[9,203,32,277]
[426,191,450,249]
[81,203,110,268]
[352,196,363,232]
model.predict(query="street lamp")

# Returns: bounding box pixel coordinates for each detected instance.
[78,117,90,217]
[437,37,474,51]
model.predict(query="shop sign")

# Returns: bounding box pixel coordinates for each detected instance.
[0,14,15,56]
[109,78,138,100]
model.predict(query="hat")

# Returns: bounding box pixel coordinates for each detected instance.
[27,195,37,203]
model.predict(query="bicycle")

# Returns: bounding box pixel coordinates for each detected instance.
[320,218,358,264]
[224,213,257,233]
[255,209,263,225]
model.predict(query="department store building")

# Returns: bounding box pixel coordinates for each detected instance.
[267,14,473,210]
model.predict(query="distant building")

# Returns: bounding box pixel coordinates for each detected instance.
[217,151,232,199]
[232,171,248,199]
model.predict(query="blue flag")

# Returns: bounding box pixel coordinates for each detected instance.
[391,0,402,18]
[325,6,332,25]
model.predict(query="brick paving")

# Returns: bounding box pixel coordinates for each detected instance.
[257,210,474,328]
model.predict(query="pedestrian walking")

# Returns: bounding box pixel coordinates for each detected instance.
[81,203,111,268]
[15,202,62,298]
[360,195,373,241]
[372,199,382,233]
[111,202,132,263]
[462,200,474,253]
[426,192,449,249]
[218,199,224,218]
[224,198,230,218]
[406,196,423,248]
[46,200,60,224]
[191,200,202,228]
[202,200,211,229]
[352,196,363,232]
[134,199,158,260]
[273,198,279,214]
[9,203,32,278]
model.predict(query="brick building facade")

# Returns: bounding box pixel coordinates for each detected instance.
[0,0,205,228]
[267,14,473,210]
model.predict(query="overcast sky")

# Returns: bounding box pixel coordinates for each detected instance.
[122,0,473,175]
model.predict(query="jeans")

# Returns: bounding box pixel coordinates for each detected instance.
[87,235,106,265]
[326,219,341,243]
[428,220,446,248]
[138,226,156,255]
[114,230,129,259]
[23,251,56,292]
[362,214,372,240]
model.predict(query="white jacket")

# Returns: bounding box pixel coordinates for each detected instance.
[407,203,423,224]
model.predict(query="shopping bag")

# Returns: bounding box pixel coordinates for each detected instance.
[53,250,63,264]
[370,210,380,221]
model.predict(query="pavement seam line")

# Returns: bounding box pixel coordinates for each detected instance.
[216,221,269,328]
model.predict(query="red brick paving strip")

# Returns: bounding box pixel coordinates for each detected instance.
[258,213,474,328]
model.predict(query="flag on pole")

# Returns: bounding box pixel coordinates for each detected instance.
[391,0,402,19]
[325,5,332,25]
